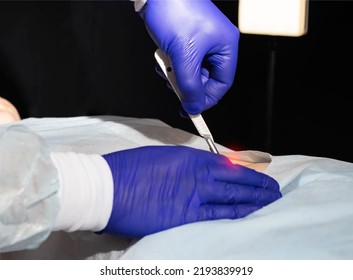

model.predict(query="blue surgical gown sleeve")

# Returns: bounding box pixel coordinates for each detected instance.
[0,125,60,253]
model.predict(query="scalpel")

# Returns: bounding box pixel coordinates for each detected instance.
[154,49,219,154]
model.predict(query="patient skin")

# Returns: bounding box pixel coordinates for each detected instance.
[222,151,270,173]
[0,97,21,125]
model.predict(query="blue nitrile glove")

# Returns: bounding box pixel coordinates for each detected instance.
[141,0,239,115]
[101,146,281,237]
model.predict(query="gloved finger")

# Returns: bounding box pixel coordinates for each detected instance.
[201,181,282,206]
[211,159,280,191]
[156,52,209,116]
[206,49,238,88]
[169,49,205,115]
[197,204,262,221]
[179,106,189,119]
[203,49,238,111]
[172,46,238,114]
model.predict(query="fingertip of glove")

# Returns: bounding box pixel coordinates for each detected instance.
[181,102,204,116]
[179,107,189,119]
[263,175,281,192]
[269,190,282,204]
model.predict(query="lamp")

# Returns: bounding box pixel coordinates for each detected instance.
[238,0,308,37]
[238,0,309,151]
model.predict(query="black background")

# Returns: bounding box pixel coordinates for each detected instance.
[1,1,352,162]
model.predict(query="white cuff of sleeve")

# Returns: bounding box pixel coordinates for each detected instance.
[131,0,147,12]
[51,152,114,232]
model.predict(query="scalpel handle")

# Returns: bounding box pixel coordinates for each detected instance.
[205,136,220,154]
[154,49,184,103]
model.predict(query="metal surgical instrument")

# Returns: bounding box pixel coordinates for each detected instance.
[154,49,219,154]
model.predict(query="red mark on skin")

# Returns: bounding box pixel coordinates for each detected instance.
[221,142,246,165]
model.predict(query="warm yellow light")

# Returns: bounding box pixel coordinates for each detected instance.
[238,0,308,37]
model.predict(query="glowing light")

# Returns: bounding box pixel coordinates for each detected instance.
[238,0,308,37]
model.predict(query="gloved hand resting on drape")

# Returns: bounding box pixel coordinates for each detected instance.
[140,0,239,115]
[102,146,281,237]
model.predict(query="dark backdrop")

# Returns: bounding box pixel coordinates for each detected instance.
[1,1,352,162]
